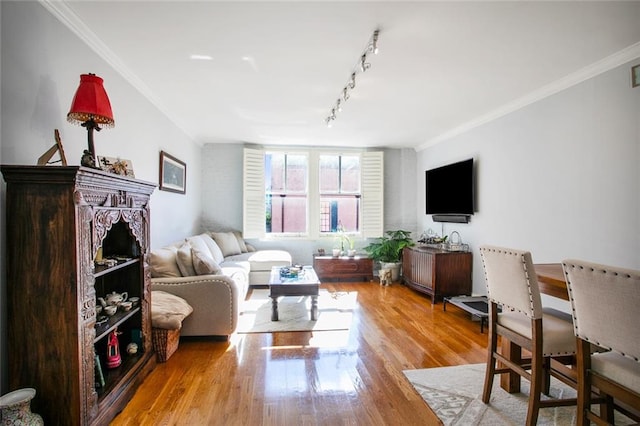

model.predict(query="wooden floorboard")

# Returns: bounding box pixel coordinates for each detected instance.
[110,281,488,425]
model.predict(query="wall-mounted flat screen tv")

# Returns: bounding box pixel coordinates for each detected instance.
[425,158,474,218]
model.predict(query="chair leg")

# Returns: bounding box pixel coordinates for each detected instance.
[601,394,615,423]
[482,303,499,404]
[542,356,551,396]
[576,338,590,426]
[526,319,544,426]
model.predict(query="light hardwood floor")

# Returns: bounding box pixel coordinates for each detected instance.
[111,282,488,425]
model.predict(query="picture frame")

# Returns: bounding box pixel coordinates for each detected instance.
[97,156,135,177]
[633,64,640,88]
[159,151,186,194]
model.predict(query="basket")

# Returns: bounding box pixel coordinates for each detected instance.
[152,327,181,362]
[446,231,469,252]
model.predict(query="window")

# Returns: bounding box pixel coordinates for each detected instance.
[319,154,360,233]
[243,148,383,239]
[265,152,307,233]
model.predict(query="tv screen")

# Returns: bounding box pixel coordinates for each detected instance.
[425,158,474,216]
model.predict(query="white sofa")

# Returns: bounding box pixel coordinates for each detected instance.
[148,231,291,337]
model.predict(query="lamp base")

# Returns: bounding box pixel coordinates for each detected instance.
[81,119,101,168]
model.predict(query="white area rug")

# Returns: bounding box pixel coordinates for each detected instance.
[403,363,633,426]
[236,289,357,333]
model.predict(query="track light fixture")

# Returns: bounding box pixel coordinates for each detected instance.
[360,54,371,72]
[325,29,380,127]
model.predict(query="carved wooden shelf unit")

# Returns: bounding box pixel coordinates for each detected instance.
[402,246,472,304]
[1,166,156,425]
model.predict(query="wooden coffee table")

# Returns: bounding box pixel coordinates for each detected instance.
[269,266,320,321]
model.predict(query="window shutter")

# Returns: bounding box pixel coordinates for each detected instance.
[361,151,384,238]
[243,148,265,239]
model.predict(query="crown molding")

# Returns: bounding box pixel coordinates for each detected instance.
[416,41,640,152]
[39,0,198,144]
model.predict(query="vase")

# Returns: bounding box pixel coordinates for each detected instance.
[0,388,44,425]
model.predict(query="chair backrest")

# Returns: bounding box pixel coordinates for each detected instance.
[479,245,543,319]
[562,259,640,361]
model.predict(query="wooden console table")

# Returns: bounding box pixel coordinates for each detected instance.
[313,255,373,281]
[402,246,472,304]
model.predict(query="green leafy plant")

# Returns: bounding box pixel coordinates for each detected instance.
[363,230,414,263]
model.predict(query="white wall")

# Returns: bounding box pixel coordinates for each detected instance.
[417,59,640,300]
[0,2,203,392]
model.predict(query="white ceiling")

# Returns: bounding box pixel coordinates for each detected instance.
[45,1,640,150]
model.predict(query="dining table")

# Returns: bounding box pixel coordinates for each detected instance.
[534,263,569,301]
[499,263,571,393]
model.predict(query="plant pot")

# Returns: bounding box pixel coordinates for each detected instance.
[380,262,401,281]
[332,248,341,257]
[347,249,357,257]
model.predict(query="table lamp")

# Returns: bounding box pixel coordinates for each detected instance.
[67,73,114,167]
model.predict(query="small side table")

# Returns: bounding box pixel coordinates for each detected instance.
[313,255,374,282]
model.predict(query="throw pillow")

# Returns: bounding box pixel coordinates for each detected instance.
[175,242,196,277]
[211,232,242,257]
[233,231,248,253]
[194,233,225,264]
[148,246,181,278]
[151,291,193,330]
[192,247,222,275]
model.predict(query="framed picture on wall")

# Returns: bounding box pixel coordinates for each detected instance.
[633,64,640,88]
[159,151,186,194]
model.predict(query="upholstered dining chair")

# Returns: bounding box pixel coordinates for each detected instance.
[562,259,640,425]
[479,245,577,426]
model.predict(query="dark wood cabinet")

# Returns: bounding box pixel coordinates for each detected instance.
[1,166,156,425]
[313,256,374,281]
[402,246,472,303]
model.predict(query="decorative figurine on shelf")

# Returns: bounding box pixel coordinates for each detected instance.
[106,330,122,369]
[81,150,96,168]
[126,342,138,355]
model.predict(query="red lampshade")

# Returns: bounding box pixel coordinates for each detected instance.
[67,74,114,127]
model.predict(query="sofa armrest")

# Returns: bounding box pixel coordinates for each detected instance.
[150,274,244,337]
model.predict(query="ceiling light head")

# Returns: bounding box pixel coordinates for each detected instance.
[349,73,356,89]
[336,99,342,112]
[360,54,371,72]
[371,30,379,54]
[342,87,350,101]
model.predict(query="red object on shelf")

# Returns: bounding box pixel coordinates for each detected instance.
[106,330,122,369]
[67,74,114,126]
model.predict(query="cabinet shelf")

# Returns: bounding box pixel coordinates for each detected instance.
[94,258,140,277]
[95,307,141,342]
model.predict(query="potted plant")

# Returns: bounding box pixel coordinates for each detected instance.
[333,222,357,257]
[363,230,414,281]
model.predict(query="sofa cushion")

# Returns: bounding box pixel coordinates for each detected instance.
[192,246,222,275]
[211,232,242,257]
[151,290,193,330]
[176,242,196,277]
[198,233,225,264]
[233,231,248,253]
[224,250,292,272]
[149,246,181,278]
